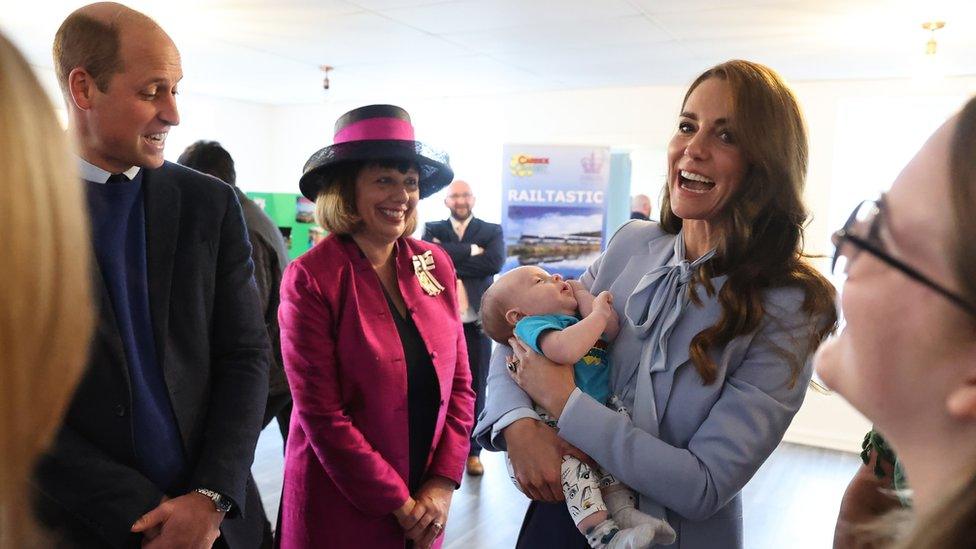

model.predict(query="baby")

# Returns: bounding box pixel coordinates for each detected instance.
[480,266,676,549]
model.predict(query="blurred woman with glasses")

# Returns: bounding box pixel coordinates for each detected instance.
[817,95,976,548]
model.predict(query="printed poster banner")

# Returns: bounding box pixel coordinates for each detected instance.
[501,144,611,280]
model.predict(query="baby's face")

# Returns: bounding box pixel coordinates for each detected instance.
[500,266,579,318]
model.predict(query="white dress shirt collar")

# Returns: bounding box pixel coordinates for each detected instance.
[78,157,141,184]
[450,215,473,239]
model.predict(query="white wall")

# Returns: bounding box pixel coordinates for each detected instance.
[163,95,276,192]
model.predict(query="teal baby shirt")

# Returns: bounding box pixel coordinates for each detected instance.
[514,314,611,405]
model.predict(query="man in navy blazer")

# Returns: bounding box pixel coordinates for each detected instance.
[33,5,270,548]
[423,179,504,475]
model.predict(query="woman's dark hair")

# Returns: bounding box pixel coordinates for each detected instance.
[314,159,419,236]
[659,60,838,385]
[178,140,236,186]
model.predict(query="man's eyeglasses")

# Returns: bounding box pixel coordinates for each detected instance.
[831,196,976,316]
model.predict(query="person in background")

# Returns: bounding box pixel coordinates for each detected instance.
[817,96,976,548]
[422,179,504,476]
[280,226,293,251]
[0,31,94,548]
[308,225,327,246]
[630,194,652,221]
[178,140,293,445]
[34,4,271,547]
[475,60,837,548]
[277,104,475,548]
[832,428,905,548]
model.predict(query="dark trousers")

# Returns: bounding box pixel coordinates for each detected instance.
[264,392,292,446]
[463,321,491,456]
[516,501,588,548]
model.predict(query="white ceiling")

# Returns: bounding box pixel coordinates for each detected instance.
[3,0,975,105]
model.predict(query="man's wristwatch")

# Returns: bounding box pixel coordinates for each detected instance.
[195,488,233,513]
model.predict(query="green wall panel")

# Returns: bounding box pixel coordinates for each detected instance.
[246,192,320,260]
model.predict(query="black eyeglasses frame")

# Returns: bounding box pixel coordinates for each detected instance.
[831,198,976,317]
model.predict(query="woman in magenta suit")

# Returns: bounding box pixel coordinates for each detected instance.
[277,104,475,549]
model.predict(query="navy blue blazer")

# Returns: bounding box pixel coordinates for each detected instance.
[422,217,504,315]
[34,162,270,548]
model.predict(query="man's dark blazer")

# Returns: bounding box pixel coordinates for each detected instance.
[422,217,504,315]
[34,162,271,548]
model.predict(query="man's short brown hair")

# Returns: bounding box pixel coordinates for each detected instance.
[53,12,124,97]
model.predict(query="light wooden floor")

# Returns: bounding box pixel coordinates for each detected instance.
[253,424,860,548]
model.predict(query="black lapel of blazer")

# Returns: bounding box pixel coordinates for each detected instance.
[441,219,458,243]
[460,217,482,243]
[142,166,180,369]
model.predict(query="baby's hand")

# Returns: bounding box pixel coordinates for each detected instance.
[592,291,614,318]
[566,279,587,294]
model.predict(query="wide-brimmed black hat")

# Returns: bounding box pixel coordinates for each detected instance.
[299,104,453,201]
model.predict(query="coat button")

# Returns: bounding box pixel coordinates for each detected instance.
[430,351,438,359]
[114,404,126,417]
[440,399,445,407]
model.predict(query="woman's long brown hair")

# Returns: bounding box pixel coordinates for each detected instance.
[659,60,837,385]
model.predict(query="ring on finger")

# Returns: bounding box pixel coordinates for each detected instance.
[432,521,443,531]
[507,358,520,373]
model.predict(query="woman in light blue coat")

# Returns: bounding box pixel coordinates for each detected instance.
[474,60,838,548]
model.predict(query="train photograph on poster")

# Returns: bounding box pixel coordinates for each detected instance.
[501,144,610,279]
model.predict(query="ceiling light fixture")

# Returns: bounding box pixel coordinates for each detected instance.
[320,65,334,91]
[913,21,947,85]
[921,21,945,55]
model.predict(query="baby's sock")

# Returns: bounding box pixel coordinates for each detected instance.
[604,489,676,544]
[586,519,666,549]
[584,519,619,549]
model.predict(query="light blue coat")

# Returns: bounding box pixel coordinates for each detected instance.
[474,220,824,548]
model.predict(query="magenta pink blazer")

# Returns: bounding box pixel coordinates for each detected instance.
[277,234,475,549]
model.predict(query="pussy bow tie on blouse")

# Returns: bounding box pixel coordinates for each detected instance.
[618,234,715,521]
[624,237,716,376]
[621,234,715,437]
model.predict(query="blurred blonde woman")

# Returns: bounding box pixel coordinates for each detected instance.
[0,32,93,547]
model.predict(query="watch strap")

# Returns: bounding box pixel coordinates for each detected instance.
[194,488,233,513]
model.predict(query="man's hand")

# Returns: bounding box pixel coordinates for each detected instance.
[131,491,224,548]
